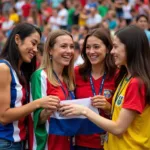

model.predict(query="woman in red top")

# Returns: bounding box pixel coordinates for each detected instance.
[74,28,117,150]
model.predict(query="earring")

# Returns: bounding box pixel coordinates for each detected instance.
[50,55,52,60]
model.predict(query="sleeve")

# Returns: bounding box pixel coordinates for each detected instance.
[30,69,48,150]
[122,78,146,114]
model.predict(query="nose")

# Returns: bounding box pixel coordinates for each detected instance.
[87,47,95,54]
[110,48,114,55]
[33,46,38,53]
[67,46,74,53]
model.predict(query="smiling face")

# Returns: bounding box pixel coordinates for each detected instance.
[111,36,127,66]
[15,31,40,63]
[50,35,74,68]
[86,36,107,67]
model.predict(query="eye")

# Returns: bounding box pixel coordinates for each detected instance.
[61,45,67,48]
[86,46,90,49]
[70,45,74,49]
[32,42,36,46]
[94,45,100,49]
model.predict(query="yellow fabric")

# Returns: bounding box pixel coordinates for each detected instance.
[9,13,19,23]
[78,14,86,26]
[104,78,150,150]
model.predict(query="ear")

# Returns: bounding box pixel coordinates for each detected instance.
[15,34,21,45]
[49,49,53,56]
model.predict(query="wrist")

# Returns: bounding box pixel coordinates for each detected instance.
[34,99,41,109]
[81,107,88,116]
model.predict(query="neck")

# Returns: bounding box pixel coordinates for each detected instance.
[18,59,23,71]
[52,63,64,81]
[125,66,132,79]
[91,64,105,79]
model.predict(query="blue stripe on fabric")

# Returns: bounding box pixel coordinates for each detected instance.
[49,118,104,136]
[0,59,17,142]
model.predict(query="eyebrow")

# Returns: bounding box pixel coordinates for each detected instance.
[32,39,39,44]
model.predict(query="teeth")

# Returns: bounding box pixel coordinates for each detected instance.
[90,56,98,59]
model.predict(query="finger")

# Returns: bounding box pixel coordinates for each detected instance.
[64,112,74,117]
[60,108,74,116]
[48,98,60,103]
[91,95,105,100]
[46,105,58,110]
[58,105,72,112]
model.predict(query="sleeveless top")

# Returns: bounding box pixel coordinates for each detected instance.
[0,59,26,142]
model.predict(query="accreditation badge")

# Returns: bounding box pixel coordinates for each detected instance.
[100,133,107,145]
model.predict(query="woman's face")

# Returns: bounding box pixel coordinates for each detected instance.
[137,17,148,30]
[50,35,74,68]
[16,31,40,63]
[86,36,107,67]
[111,36,127,66]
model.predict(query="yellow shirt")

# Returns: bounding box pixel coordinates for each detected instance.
[9,13,19,23]
[104,77,150,150]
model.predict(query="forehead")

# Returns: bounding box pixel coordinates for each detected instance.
[26,32,40,43]
[113,36,121,44]
[55,35,73,44]
[87,36,103,44]
[138,17,147,22]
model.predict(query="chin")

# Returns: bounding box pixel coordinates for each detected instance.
[24,58,32,63]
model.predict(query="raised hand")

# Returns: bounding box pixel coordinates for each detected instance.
[91,95,111,112]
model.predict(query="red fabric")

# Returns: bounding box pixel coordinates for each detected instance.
[0,16,5,29]
[80,0,87,7]
[46,78,70,150]
[22,3,31,18]
[18,86,26,141]
[74,67,116,148]
[122,78,146,114]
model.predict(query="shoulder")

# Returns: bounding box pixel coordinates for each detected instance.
[0,63,11,75]
[0,63,11,85]
[31,69,47,81]
[129,77,144,86]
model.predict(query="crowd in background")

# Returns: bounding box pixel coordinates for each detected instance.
[0,0,150,60]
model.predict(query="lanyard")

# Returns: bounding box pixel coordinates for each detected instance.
[53,70,75,100]
[89,72,106,96]
[111,75,132,116]
[53,70,75,150]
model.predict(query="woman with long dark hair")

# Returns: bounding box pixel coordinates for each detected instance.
[71,28,117,150]
[0,23,59,150]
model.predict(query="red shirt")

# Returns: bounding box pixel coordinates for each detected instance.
[123,78,146,113]
[22,3,31,18]
[75,67,116,149]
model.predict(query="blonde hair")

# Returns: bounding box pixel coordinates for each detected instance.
[40,30,75,91]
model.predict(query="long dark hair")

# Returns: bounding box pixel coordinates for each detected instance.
[0,23,41,86]
[79,28,116,81]
[115,25,150,104]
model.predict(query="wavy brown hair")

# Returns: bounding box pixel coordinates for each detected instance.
[79,28,116,81]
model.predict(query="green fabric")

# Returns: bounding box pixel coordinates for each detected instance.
[98,5,108,17]
[31,69,48,150]
[35,0,43,10]
[68,8,75,25]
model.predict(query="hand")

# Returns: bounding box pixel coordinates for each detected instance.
[43,108,53,116]
[39,95,60,111]
[91,95,111,111]
[59,104,87,117]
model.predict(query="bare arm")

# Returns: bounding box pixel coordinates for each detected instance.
[60,104,137,136]
[0,64,58,125]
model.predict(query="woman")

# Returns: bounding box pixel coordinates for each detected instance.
[29,30,75,150]
[0,23,60,150]
[60,25,150,150]
[74,28,117,150]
